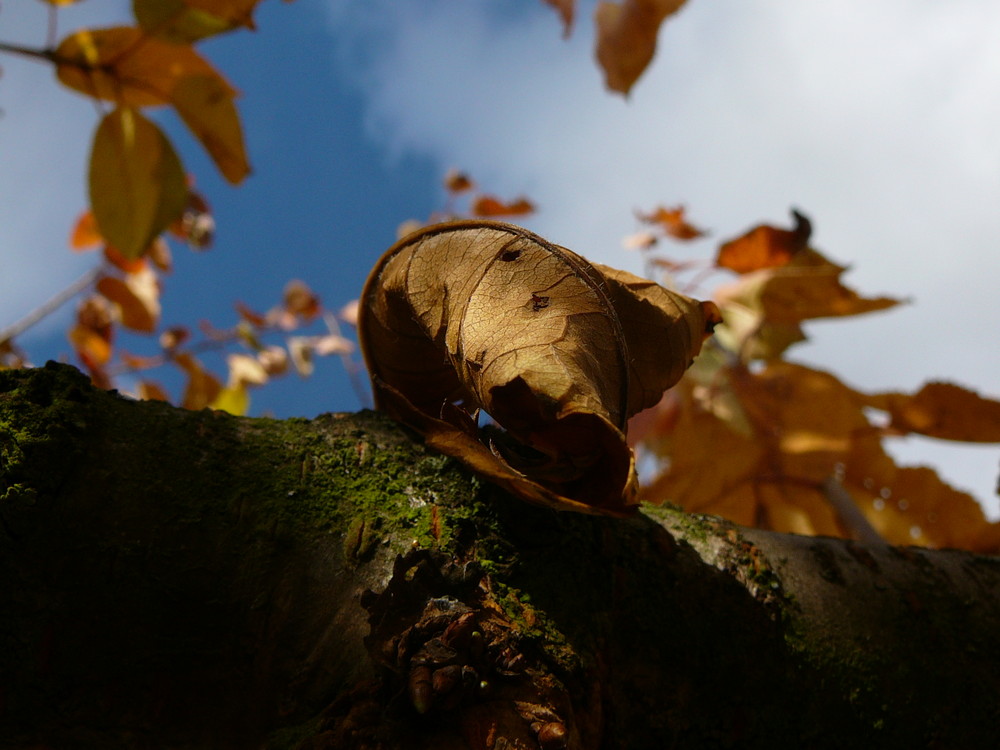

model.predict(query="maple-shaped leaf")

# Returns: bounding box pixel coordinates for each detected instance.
[89,107,188,259]
[716,209,812,274]
[715,249,901,325]
[637,205,707,240]
[867,382,1000,443]
[594,0,688,95]
[471,195,536,217]
[359,220,717,515]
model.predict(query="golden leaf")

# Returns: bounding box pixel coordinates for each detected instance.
[134,0,262,43]
[88,107,188,259]
[171,74,250,184]
[359,220,716,515]
[174,352,223,410]
[868,382,1000,443]
[594,0,687,95]
[56,27,222,106]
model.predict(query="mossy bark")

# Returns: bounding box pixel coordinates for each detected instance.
[1,363,998,749]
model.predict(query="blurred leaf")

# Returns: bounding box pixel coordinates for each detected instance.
[637,205,708,240]
[96,268,161,333]
[869,382,1000,443]
[281,280,321,323]
[70,210,103,250]
[471,195,535,217]
[288,336,315,377]
[174,352,222,410]
[716,209,811,273]
[226,352,268,386]
[210,383,249,415]
[594,0,687,95]
[443,169,474,193]
[134,0,262,43]
[171,74,250,184]
[257,346,289,376]
[715,254,901,324]
[159,326,190,350]
[55,27,222,106]
[542,0,575,37]
[137,380,171,402]
[89,107,188,259]
[170,190,215,249]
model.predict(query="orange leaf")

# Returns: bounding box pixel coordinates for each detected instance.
[443,169,474,194]
[96,268,161,333]
[470,195,535,217]
[870,382,1000,443]
[70,210,103,250]
[103,245,147,274]
[68,323,113,367]
[637,205,707,240]
[171,74,250,184]
[137,380,171,402]
[174,352,223,410]
[542,0,575,37]
[594,0,687,95]
[716,209,812,274]
[55,27,225,107]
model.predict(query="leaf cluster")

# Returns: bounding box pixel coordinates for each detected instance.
[627,207,1000,552]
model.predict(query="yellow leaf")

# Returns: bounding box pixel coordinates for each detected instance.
[210,383,250,415]
[715,252,901,324]
[55,27,223,106]
[594,0,687,95]
[360,220,716,515]
[88,107,188,259]
[134,0,262,43]
[171,74,250,184]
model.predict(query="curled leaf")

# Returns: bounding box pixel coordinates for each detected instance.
[471,195,535,217]
[716,209,812,273]
[359,220,717,515]
[867,382,1000,443]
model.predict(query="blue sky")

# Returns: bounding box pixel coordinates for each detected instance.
[2,0,999,513]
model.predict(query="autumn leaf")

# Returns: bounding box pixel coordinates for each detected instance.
[594,0,687,95]
[716,209,812,274]
[637,205,707,240]
[174,352,222,410]
[359,220,716,515]
[542,0,575,38]
[55,27,222,106]
[134,0,262,44]
[96,268,161,333]
[136,380,171,402]
[89,107,188,259]
[171,74,250,184]
[70,210,103,250]
[443,169,474,194]
[867,382,1000,443]
[471,195,536,217]
[714,252,901,324]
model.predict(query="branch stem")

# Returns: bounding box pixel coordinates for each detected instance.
[0,268,100,345]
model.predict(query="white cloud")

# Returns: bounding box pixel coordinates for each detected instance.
[326,0,1000,513]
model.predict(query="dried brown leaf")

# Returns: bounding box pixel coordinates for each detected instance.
[594,0,687,95]
[359,220,716,515]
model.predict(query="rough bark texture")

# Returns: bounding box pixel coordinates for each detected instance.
[1,362,999,749]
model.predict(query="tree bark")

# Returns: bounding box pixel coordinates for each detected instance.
[1,362,998,749]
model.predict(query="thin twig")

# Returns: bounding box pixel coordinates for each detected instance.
[0,268,100,345]
[821,475,886,545]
